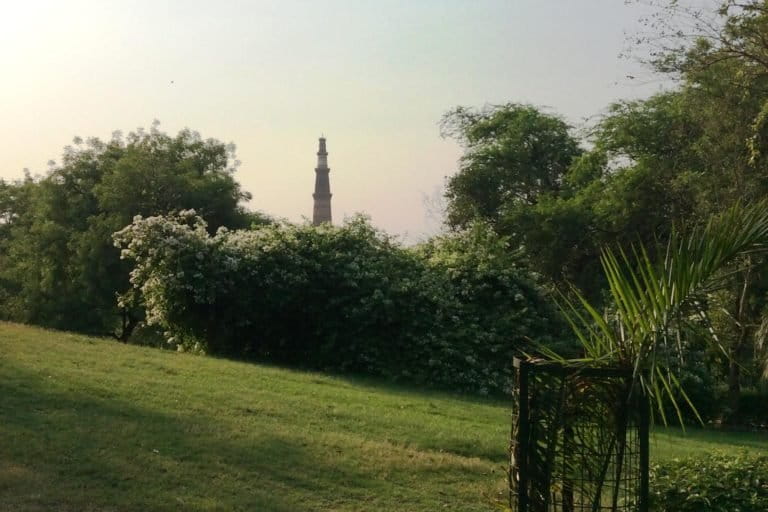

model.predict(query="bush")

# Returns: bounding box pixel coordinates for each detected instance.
[114,213,566,394]
[650,452,768,511]
[417,222,571,393]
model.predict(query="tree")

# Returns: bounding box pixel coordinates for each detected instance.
[555,200,768,425]
[440,104,604,293]
[623,0,768,410]
[435,0,768,411]
[440,99,700,301]
[441,103,583,229]
[0,125,262,340]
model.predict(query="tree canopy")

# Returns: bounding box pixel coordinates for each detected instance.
[438,1,768,412]
[0,125,263,339]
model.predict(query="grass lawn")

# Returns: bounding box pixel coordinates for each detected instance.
[1,321,766,511]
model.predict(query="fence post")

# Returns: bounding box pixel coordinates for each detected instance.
[638,391,650,512]
[516,359,530,512]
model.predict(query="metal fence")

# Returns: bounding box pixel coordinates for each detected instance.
[509,358,649,512]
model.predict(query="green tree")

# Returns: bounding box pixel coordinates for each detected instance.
[440,104,606,293]
[0,125,262,340]
[440,100,697,300]
[622,0,768,410]
[441,103,583,229]
[556,200,768,425]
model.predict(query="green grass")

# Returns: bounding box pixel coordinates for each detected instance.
[1,322,766,511]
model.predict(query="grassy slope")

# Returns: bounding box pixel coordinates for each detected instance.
[1,322,766,511]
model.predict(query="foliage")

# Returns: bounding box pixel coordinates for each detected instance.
[114,213,565,394]
[115,212,432,366]
[439,99,704,302]
[440,103,582,229]
[650,452,768,512]
[435,2,768,416]
[505,199,768,509]
[0,125,261,339]
[417,223,572,392]
[621,0,768,411]
[555,201,768,425]
[661,351,723,424]
[592,85,768,409]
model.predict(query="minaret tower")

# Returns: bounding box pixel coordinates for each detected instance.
[312,136,332,225]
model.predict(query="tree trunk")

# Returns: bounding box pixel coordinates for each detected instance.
[728,356,741,414]
[728,261,753,414]
[116,307,138,343]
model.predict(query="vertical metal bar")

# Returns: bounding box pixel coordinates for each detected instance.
[518,361,530,512]
[638,392,650,512]
[510,360,519,509]
[563,424,574,512]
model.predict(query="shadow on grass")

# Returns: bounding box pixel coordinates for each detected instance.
[0,363,491,512]
[203,349,512,409]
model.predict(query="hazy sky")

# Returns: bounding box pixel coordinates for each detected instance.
[0,1,673,240]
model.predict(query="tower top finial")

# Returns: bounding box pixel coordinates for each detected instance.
[318,136,327,155]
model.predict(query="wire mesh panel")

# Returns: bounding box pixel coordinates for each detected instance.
[509,358,649,512]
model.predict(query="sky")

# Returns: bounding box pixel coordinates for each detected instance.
[0,0,676,241]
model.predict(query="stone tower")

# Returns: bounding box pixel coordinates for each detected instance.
[312,136,332,225]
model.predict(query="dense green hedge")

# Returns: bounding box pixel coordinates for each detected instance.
[114,212,568,394]
[650,453,768,511]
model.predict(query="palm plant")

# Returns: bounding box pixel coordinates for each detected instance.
[508,201,768,512]
[554,200,768,425]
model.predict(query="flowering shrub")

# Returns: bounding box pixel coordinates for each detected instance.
[417,222,569,393]
[114,213,565,393]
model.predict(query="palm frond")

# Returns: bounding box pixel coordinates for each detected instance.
[557,200,768,425]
